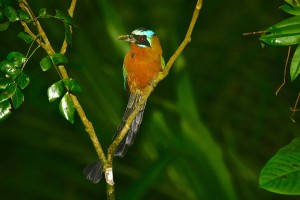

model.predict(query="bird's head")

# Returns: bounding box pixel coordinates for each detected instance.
[118,27,155,48]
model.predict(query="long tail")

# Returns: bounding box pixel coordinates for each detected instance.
[83,160,103,184]
[83,93,146,184]
[114,93,146,157]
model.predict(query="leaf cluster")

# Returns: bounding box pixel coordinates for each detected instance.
[0,1,80,123]
[258,0,300,195]
[0,51,29,121]
[260,0,300,81]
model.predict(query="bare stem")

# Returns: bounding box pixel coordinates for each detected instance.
[19,0,203,199]
[276,46,291,96]
[18,0,107,179]
[60,0,77,55]
[106,0,203,198]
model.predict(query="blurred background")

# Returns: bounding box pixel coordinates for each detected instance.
[0,0,299,199]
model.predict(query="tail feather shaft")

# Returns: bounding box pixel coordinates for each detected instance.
[114,93,146,157]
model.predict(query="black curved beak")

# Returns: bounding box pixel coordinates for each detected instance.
[117,34,136,43]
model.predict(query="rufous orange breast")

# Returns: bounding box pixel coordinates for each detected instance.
[124,36,163,94]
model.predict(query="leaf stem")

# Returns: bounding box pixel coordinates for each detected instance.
[60,0,77,55]
[18,0,107,179]
[18,0,203,199]
[106,0,203,198]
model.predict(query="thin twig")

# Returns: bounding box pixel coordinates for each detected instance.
[106,0,203,198]
[290,92,300,123]
[276,46,291,95]
[22,43,40,71]
[18,0,107,177]
[60,0,77,55]
[69,93,106,162]
[242,30,266,36]
[21,1,52,50]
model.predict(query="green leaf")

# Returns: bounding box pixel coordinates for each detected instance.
[0,83,16,103]
[17,32,34,43]
[0,22,9,31]
[259,137,300,195]
[290,44,300,81]
[0,60,20,79]
[63,78,82,94]
[3,6,19,22]
[47,80,65,102]
[38,8,47,17]
[0,78,14,89]
[40,56,54,71]
[284,0,300,7]
[59,92,75,124]
[16,71,29,89]
[0,100,11,122]
[7,51,26,68]
[18,10,31,23]
[260,33,300,46]
[11,87,23,109]
[51,53,68,65]
[55,9,77,27]
[260,16,300,46]
[269,16,300,30]
[65,24,72,45]
[40,54,68,71]
[284,0,294,6]
[280,4,300,16]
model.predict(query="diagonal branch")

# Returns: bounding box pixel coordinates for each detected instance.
[60,0,77,55]
[18,0,107,172]
[106,0,203,196]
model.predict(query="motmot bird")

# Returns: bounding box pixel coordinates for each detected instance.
[83,28,165,183]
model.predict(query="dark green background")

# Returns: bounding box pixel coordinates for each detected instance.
[1,0,299,199]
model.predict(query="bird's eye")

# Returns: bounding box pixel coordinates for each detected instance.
[139,36,146,43]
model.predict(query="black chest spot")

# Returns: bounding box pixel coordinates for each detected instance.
[131,51,135,58]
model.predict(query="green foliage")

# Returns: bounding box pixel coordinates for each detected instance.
[0,51,29,121]
[0,21,9,31]
[11,87,24,108]
[259,137,300,195]
[260,15,300,46]
[17,31,34,43]
[18,10,30,22]
[1,0,299,200]
[40,56,54,71]
[15,71,29,89]
[0,60,20,79]
[0,99,11,121]
[260,2,300,81]
[47,78,81,123]
[3,6,19,22]
[59,92,75,124]
[258,1,300,197]
[40,53,68,71]
[290,44,300,80]
[48,80,65,102]
[62,78,82,94]
[280,4,300,15]
[7,51,26,67]
[0,1,78,125]
[54,9,77,27]
[38,8,47,17]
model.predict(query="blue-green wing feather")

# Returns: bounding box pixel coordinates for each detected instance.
[161,56,165,70]
[123,65,127,90]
